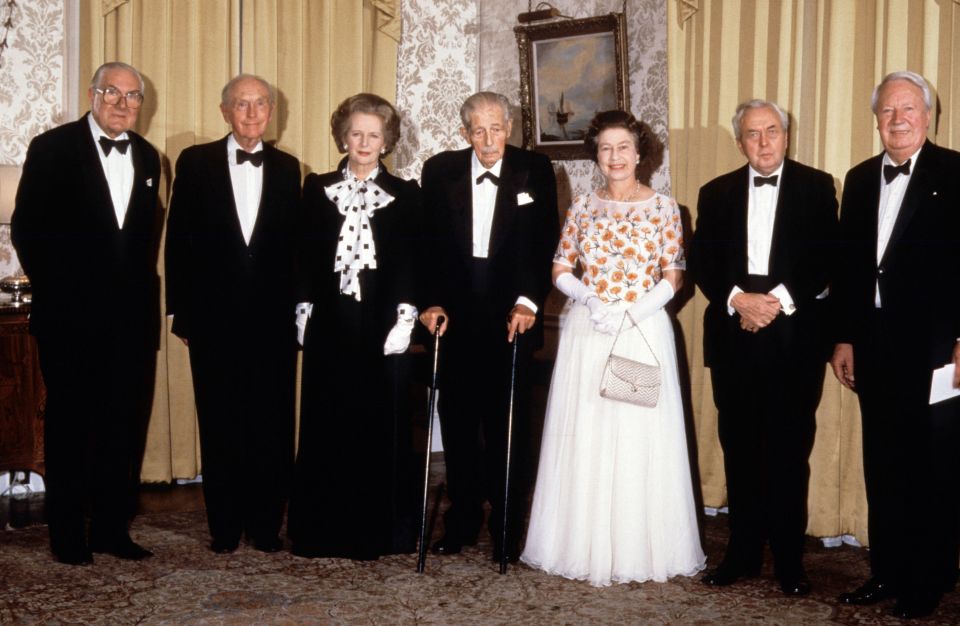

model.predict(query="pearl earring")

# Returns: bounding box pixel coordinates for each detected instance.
[343,144,348,150]
[380,148,385,154]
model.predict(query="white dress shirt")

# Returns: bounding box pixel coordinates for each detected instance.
[875,146,922,307]
[469,152,537,314]
[727,163,795,315]
[88,114,134,228]
[226,134,264,245]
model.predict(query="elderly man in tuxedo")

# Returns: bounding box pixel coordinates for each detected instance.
[690,100,838,595]
[12,62,161,565]
[831,71,960,620]
[419,91,557,562]
[165,74,300,554]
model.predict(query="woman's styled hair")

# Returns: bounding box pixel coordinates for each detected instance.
[330,93,401,155]
[583,110,663,183]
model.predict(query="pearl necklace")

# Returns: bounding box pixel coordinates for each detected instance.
[599,180,642,202]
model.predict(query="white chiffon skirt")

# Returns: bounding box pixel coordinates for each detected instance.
[521,302,707,587]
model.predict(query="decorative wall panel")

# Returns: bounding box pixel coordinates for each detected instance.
[394,0,479,180]
[0,0,65,279]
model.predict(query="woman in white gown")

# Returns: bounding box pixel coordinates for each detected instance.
[521,110,706,586]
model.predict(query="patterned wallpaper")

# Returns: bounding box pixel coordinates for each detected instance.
[394,0,479,181]
[395,0,670,210]
[0,0,65,278]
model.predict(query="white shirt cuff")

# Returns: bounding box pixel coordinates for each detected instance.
[769,284,796,316]
[516,296,538,315]
[726,286,744,316]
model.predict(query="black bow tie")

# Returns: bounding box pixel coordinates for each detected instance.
[98,136,130,156]
[476,171,500,186]
[883,159,911,184]
[236,149,264,167]
[753,175,778,187]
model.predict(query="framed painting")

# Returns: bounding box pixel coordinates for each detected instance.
[514,13,630,160]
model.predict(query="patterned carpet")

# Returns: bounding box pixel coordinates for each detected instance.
[2,496,959,625]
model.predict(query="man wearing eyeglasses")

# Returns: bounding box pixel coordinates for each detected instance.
[12,62,161,565]
[165,74,300,555]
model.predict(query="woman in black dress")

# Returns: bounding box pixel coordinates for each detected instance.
[288,93,421,559]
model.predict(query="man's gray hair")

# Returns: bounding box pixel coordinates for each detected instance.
[460,91,512,130]
[91,61,145,93]
[871,71,932,113]
[220,74,277,107]
[731,99,789,141]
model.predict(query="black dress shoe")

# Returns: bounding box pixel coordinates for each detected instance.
[701,565,760,587]
[890,593,941,619]
[210,538,239,554]
[430,538,463,555]
[91,537,153,560]
[54,548,94,566]
[779,574,811,596]
[838,578,896,605]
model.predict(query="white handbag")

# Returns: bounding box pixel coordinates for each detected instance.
[599,314,661,407]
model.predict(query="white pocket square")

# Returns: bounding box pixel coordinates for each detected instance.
[517,192,533,205]
[146,178,153,187]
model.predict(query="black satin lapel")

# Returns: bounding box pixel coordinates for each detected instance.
[212,142,248,248]
[732,170,750,275]
[79,123,119,232]
[881,157,926,266]
[122,137,147,230]
[487,154,524,257]
[767,164,790,272]
[451,166,472,258]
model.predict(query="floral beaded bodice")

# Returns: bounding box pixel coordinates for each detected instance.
[554,191,685,304]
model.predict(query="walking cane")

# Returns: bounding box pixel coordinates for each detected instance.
[417,315,444,573]
[500,333,520,575]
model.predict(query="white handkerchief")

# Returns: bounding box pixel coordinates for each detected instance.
[929,363,960,405]
[517,191,533,205]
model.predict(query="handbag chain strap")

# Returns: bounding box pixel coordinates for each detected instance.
[607,311,660,367]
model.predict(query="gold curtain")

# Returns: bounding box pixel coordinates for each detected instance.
[79,0,399,482]
[668,0,960,544]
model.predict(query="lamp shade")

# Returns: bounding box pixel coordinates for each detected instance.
[0,165,22,224]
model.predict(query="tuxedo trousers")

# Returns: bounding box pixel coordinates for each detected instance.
[709,296,823,579]
[437,262,535,551]
[188,329,296,546]
[853,309,960,595]
[35,324,156,554]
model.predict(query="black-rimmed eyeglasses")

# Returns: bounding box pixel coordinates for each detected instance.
[94,86,144,109]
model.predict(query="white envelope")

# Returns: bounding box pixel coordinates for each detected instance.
[517,191,533,205]
[929,363,960,405]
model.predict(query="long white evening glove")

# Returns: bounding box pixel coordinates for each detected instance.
[624,279,675,327]
[296,303,313,346]
[556,272,613,333]
[384,303,418,355]
[588,279,676,335]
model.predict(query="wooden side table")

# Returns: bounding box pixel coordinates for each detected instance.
[0,299,45,476]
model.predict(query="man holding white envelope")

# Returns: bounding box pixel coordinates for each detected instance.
[830,71,960,620]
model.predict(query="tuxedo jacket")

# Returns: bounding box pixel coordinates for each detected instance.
[165,136,301,342]
[297,161,420,339]
[690,158,839,367]
[420,144,558,347]
[833,140,960,368]
[12,113,162,343]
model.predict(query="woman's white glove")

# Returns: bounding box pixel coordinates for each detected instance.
[295,303,313,346]
[384,303,418,355]
[556,272,616,334]
[624,279,675,327]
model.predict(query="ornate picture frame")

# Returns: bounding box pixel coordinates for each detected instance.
[514,13,630,160]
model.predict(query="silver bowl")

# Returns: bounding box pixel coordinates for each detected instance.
[0,275,31,304]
